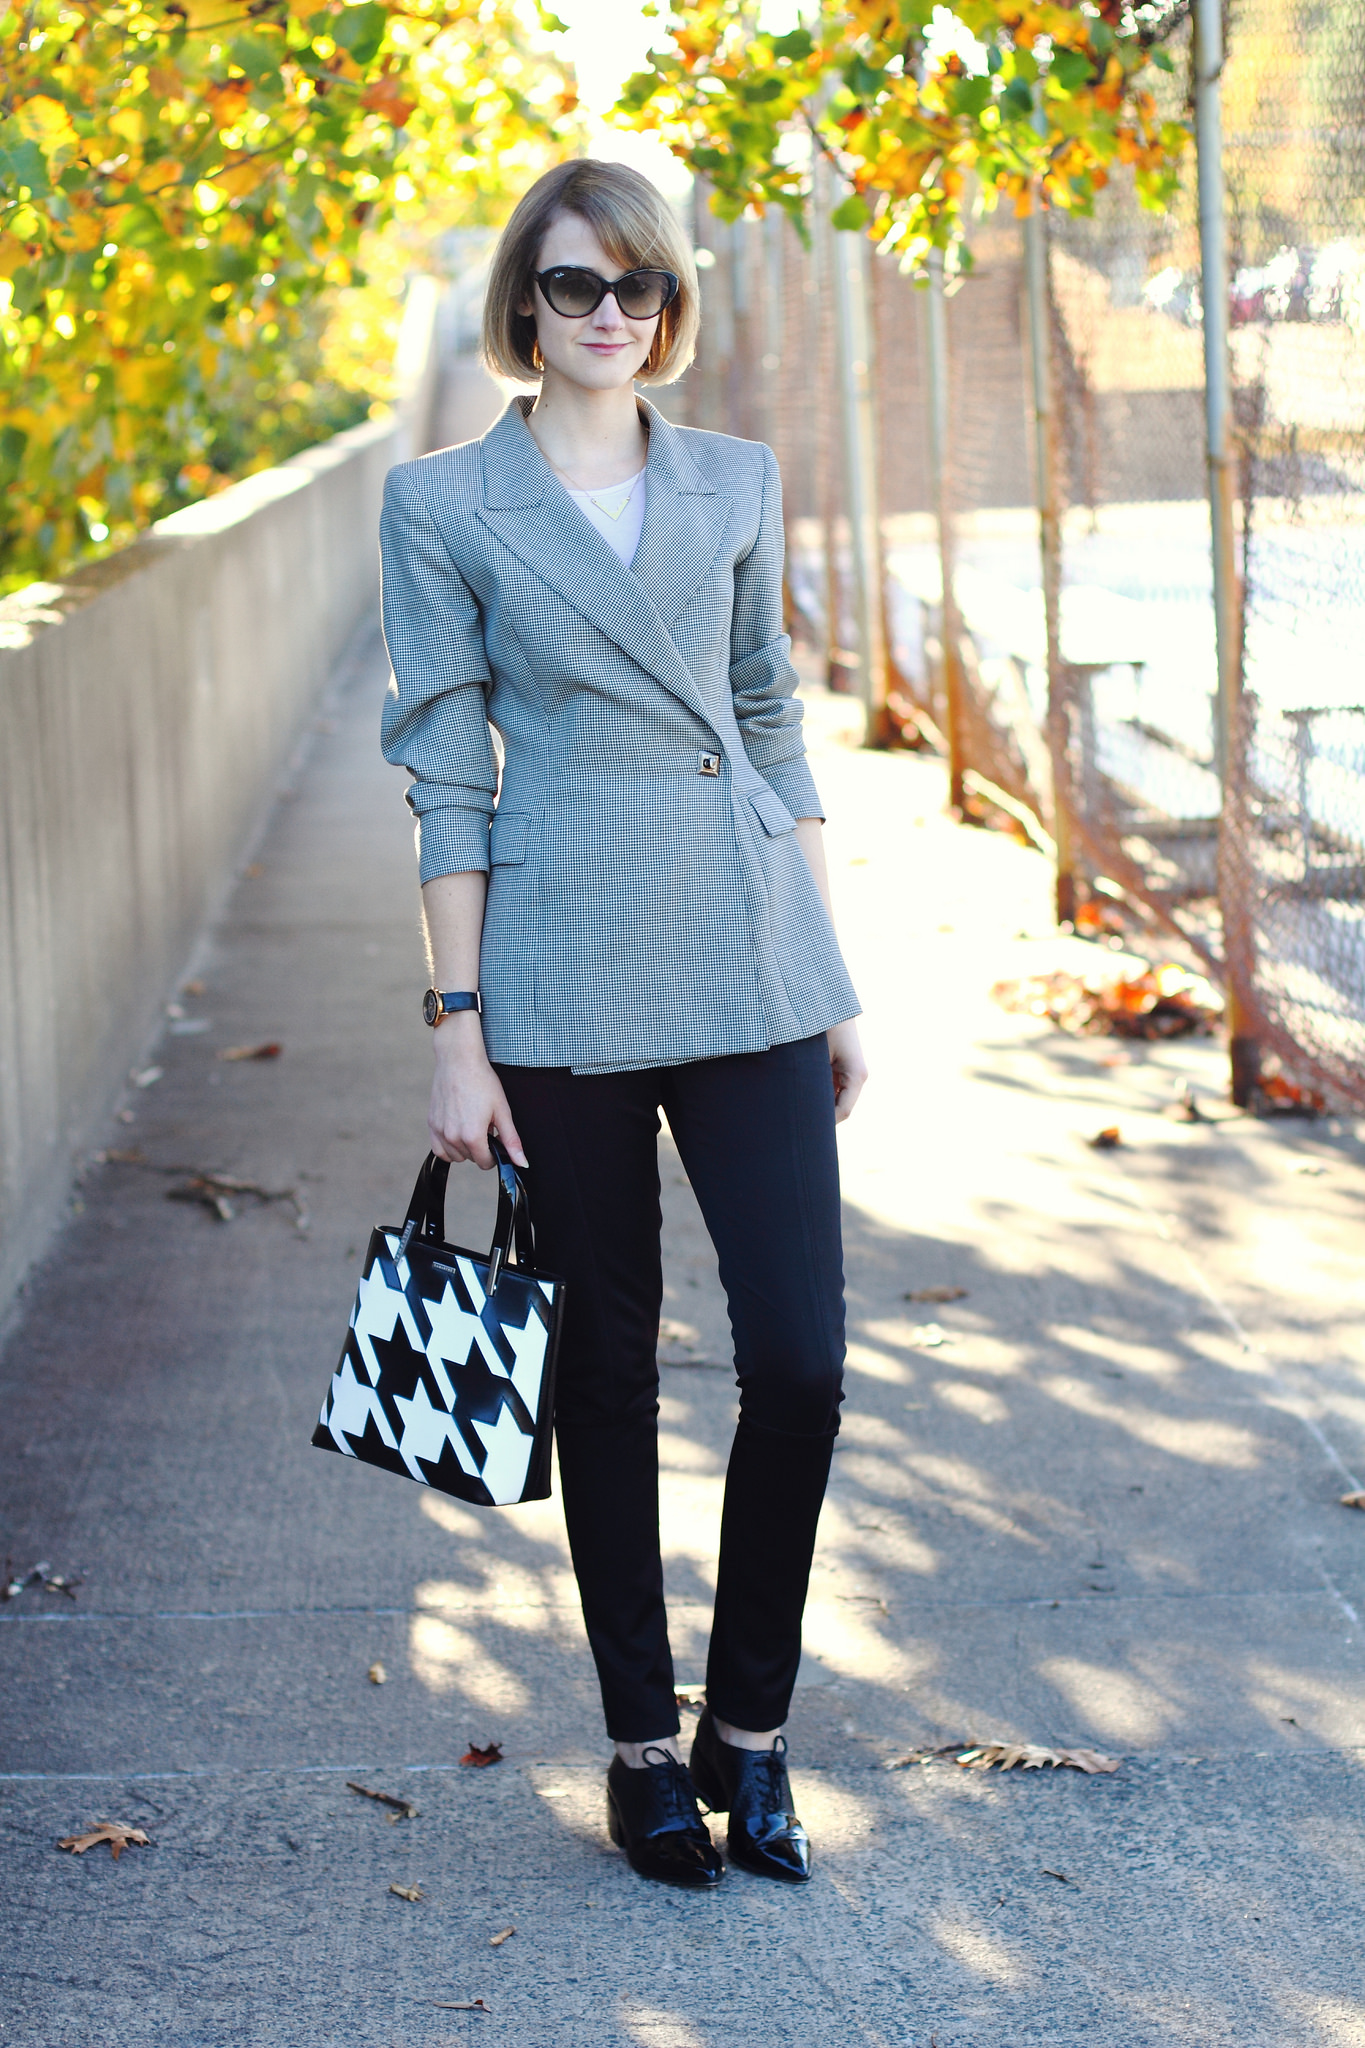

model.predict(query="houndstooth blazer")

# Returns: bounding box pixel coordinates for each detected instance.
[379,394,860,1074]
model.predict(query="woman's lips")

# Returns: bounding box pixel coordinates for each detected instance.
[583,340,630,353]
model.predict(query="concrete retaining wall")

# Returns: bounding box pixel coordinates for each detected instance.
[0,279,442,1314]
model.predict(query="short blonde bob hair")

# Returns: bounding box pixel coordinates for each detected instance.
[483,160,700,387]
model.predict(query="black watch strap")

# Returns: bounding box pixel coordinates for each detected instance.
[423,988,481,1027]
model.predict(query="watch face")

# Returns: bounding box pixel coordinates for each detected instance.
[422,989,440,1027]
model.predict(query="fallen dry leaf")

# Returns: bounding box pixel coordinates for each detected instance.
[5,1562,81,1602]
[460,1742,503,1768]
[433,2001,491,2013]
[1255,1073,1325,1115]
[907,1322,951,1348]
[1341,1492,1365,1511]
[489,1927,515,1947]
[389,1882,424,1903]
[1088,1127,1122,1150]
[347,1781,418,1819]
[1042,1867,1074,1884]
[217,1042,282,1062]
[182,980,206,997]
[904,1285,968,1303]
[888,1741,1118,1775]
[674,1682,707,1710]
[58,1821,151,1860]
[368,1662,387,1685]
[992,962,1222,1039]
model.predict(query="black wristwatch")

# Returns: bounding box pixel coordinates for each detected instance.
[423,988,482,1027]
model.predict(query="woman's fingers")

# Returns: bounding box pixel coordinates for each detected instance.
[489,1098,529,1169]
[427,1066,528,1170]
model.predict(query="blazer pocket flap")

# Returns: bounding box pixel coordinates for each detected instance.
[489,811,528,865]
[747,787,797,838]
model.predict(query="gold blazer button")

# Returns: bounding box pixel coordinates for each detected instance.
[698,752,721,776]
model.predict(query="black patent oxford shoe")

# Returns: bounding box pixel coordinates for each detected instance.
[689,1707,812,1883]
[606,1748,725,1888]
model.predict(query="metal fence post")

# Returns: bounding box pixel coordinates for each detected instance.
[1023,53,1076,914]
[1194,0,1259,1104]
[828,197,891,742]
[1023,191,1078,925]
[922,249,968,807]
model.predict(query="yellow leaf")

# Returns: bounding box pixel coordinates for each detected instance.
[15,97,79,157]
[211,158,269,201]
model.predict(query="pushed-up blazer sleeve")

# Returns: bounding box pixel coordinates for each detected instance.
[379,463,498,882]
[727,444,824,823]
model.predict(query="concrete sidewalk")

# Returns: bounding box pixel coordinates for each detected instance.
[2,624,1364,2047]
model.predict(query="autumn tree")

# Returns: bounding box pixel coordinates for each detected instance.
[618,0,1190,265]
[0,0,575,590]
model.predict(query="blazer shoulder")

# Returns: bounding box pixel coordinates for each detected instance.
[670,423,773,491]
[387,439,484,504]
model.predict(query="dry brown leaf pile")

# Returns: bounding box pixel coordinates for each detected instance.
[889,1741,1118,1775]
[58,1821,151,1859]
[992,963,1222,1039]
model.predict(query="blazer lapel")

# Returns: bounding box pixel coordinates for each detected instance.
[628,401,732,628]
[472,399,729,728]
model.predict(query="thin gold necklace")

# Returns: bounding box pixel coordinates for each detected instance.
[550,458,646,522]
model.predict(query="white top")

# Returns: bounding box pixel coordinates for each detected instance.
[566,469,647,566]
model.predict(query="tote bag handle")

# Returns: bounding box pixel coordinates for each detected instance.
[397,1141,534,1295]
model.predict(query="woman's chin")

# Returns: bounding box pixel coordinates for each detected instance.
[544,351,650,394]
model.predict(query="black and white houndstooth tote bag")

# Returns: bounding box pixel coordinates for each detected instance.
[312,1145,564,1506]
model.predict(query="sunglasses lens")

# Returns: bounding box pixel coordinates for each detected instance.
[616,272,673,318]
[542,269,601,317]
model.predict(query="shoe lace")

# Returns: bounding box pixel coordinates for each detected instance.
[640,1746,701,1831]
[750,1735,790,1811]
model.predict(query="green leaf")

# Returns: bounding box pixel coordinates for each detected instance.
[1050,49,1091,94]
[331,2,386,64]
[844,56,885,99]
[229,35,283,82]
[945,74,992,118]
[1090,20,1115,57]
[767,27,812,60]
[1150,46,1175,73]
[986,43,1002,76]
[1000,77,1033,120]
[1,140,51,198]
[830,192,870,232]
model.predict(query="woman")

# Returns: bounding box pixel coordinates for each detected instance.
[379,159,866,1890]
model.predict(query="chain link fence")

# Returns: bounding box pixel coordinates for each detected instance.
[1221,0,1365,1106]
[674,13,1365,1107]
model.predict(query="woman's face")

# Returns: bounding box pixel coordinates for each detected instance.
[524,212,660,393]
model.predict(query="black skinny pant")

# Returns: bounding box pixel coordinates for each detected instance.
[496,1033,846,1742]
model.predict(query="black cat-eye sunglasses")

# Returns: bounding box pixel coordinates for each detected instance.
[534,265,680,321]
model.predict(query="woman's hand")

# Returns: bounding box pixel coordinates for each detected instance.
[827,1020,867,1125]
[428,1013,528,1168]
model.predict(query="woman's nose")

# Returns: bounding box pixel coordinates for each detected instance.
[592,290,627,333]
